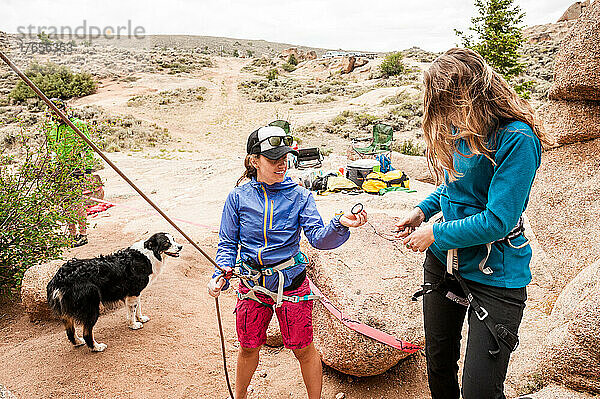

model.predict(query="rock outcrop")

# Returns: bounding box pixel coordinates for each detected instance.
[304,207,434,376]
[539,99,600,145]
[550,1,600,102]
[528,384,598,399]
[390,152,433,184]
[280,48,317,62]
[539,259,600,394]
[20,260,64,321]
[557,0,591,22]
[543,0,600,145]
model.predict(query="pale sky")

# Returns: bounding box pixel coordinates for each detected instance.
[1,0,573,52]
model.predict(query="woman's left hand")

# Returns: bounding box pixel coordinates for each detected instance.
[340,210,367,228]
[403,225,435,252]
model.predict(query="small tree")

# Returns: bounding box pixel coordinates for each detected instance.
[287,54,298,66]
[0,127,91,297]
[455,0,531,96]
[232,49,239,57]
[379,52,405,77]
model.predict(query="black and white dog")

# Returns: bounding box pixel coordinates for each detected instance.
[47,232,182,352]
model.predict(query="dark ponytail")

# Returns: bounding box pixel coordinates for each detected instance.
[236,154,258,186]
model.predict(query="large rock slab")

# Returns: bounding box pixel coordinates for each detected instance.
[527,383,598,399]
[539,259,600,394]
[527,137,600,291]
[390,152,434,184]
[540,99,600,145]
[549,0,600,101]
[20,260,64,321]
[305,211,429,376]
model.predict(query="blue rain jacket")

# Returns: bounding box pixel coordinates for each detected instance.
[417,121,541,288]
[213,176,350,291]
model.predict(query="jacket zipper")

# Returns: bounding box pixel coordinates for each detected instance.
[258,186,269,267]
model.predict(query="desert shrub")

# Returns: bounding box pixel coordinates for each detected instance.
[239,77,361,103]
[353,113,378,129]
[0,128,91,296]
[71,106,171,151]
[9,62,97,102]
[266,68,279,81]
[380,52,406,77]
[127,87,207,107]
[282,63,296,72]
[288,54,298,66]
[152,54,212,74]
[233,49,239,57]
[392,139,425,156]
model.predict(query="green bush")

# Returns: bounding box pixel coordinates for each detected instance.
[282,63,296,72]
[288,54,298,66]
[266,68,279,81]
[393,139,425,156]
[379,52,405,77]
[9,62,97,102]
[0,128,90,296]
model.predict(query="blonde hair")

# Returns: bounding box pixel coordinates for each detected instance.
[236,154,258,186]
[422,48,554,183]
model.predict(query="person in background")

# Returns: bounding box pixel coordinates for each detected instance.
[46,98,98,248]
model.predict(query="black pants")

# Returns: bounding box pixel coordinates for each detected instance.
[422,250,527,399]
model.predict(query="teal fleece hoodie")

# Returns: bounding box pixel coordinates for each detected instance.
[417,120,541,288]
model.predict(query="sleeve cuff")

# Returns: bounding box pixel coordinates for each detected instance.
[416,204,433,222]
[332,215,350,235]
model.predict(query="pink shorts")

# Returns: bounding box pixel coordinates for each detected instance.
[234,278,313,349]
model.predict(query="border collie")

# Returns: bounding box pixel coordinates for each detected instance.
[47,232,183,352]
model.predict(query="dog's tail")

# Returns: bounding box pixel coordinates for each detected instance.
[47,280,101,323]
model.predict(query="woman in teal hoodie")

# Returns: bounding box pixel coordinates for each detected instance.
[395,48,553,399]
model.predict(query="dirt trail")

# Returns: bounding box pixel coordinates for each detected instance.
[1,58,431,398]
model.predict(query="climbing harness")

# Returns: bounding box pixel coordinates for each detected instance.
[234,252,320,308]
[412,216,528,357]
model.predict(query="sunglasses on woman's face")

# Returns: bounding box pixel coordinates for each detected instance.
[256,135,294,148]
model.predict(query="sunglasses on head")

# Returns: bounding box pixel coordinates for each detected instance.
[254,135,293,149]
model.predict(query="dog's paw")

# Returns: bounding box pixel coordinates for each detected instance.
[73,337,86,347]
[92,342,107,352]
[138,315,150,323]
[129,321,143,330]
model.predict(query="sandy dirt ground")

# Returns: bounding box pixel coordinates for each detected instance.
[0,57,434,398]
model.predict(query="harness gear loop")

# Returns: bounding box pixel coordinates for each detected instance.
[235,252,320,308]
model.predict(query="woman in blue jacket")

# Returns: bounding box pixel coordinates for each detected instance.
[396,48,553,399]
[208,125,367,399]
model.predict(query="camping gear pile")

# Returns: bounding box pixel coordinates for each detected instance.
[280,119,416,196]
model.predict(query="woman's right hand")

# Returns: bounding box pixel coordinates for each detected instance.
[207,276,226,297]
[394,207,425,239]
[207,267,232,298]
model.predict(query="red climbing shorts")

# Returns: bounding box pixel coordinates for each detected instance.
[234,278,313,350]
